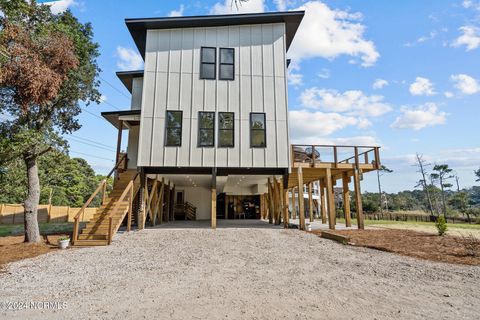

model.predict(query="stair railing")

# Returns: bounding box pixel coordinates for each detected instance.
[107,172,140,244]
[72,154,128,245]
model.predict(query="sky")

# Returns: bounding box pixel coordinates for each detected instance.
[38,0,480,193]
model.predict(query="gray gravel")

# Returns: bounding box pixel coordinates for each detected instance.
[0,220,479,320]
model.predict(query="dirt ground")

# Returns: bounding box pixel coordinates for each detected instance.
[0,220,479,320]
[314,229,480,266]
[367,222,480,239]
[0,235,69,271]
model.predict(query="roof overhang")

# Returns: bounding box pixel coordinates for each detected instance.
[101,110,141,129]
[116,70,144,93]
[126,11,305,59]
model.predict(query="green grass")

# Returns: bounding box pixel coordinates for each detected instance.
[0,222,75,237]
[335,218,480,230]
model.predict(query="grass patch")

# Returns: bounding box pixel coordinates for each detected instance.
[0,223,75,237]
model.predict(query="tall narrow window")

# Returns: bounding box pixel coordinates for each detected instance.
[200,47,216,80]
[218,112,234,147]
[198,112,215,147]
[165,111,182,146]
[219,48,234,80]
[250,113,266,148]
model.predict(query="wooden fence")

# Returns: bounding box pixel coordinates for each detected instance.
[0,204,97,225]
[364,213,473,224]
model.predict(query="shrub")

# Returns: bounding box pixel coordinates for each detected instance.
[435,216,448,236]
[460,234,480,257]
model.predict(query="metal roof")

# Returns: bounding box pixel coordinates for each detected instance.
[116,70,144,93]
[125,11,305,59]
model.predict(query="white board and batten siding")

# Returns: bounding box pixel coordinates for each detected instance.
[137,23,290,169]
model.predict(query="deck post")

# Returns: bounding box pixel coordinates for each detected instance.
[276,178,283,225]
[308,182,314,223]
[297,167,306,230]
[267,178,274,224]
[115,120,123,166]
[211,168,217,229]
[165,182,170,223]
[158,178,165,224]
[170,185,175,221]
[284,188,289,228]
[325,168,335,230]
[225,195,229,219]
[291,187,297,220]
[342,173,352,227]
[353,168,365,229]
[320,179,327,224]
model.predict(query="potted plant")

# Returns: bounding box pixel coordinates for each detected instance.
[58,236,70,249]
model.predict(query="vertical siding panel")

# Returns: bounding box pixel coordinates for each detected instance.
[138,117,153,166]
[203,27,217,167]
[191,28,205,166]
[240,120,252,167]
[262,24,274,77]
[273,23,286,78]
[239,26,251,76]
[151,118,166,166]
[181,29,194,74]
[156,31,170,73]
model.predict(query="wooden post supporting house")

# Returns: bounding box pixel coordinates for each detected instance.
[353,168,365,230]
[225,195,229,219]
[297,167,306,230]
[319,180,327,224]
[325,168,335,230]
[170,185,175,221]
[211,168,217,229]
[165,182,170,223]
[276,178,283,225]
[291,187,296,220]
[308,182,314,223]
[267,178,274,224]
[284,187,289,228]
[342,173,352,227]
[157,178,165,224]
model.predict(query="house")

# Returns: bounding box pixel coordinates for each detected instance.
[72,11,381,246]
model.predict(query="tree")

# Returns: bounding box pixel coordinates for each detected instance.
[414,153,435,215]
[0,1,100,242]
[449,192,471,222]
[475,168,480,182]
[431,164,454,217]
[376,165,393,213]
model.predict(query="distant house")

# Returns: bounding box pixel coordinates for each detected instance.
[72,11,381,246]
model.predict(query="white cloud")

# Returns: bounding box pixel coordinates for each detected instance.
[444,91,454,98]
[391,103,447,131]
[452,26,480,51]
[372,78,389,90]
[451,73,480,94]
[409,77,436,96]
[288,72,303,86]
[210,0,265,14]
[116,47,143,71]
[317,68,330,79]
[300,88,392,117]
[289,1,379,67]
[404,31,438,47]
[462,0,480,10]
[43,0,77,14]
[273,0,287,11]
[168,4,185,17]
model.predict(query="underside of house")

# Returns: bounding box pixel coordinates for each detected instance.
[71,11,381,246]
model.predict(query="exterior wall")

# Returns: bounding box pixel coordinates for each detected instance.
[181,186,212,220]
[137,23,289,169]
[127,125,139,169]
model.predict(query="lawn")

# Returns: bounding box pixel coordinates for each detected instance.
[0,222,76,237]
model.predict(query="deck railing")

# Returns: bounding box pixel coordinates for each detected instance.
[291,144,381,169]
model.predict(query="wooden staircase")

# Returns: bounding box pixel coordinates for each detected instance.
[72,156,140,246]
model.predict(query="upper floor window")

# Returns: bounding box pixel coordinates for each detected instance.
[219,48,234,80]
[250,113,266,148]
[200,47,216,80]
[166,111,182,146]
[198,112,215,147]
[218,112,234,147]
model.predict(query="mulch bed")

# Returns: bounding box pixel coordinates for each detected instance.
[312,229,480,266]
[0,234,70,272]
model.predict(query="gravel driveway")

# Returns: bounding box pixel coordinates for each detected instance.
[1,220,479,319]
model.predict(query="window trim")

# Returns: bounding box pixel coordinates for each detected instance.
[165,110,183,147]
[200,47,216,80]
[219,48,235,81]
[218,112,235,148]
[198,111,216,147]
[249,112,266,148]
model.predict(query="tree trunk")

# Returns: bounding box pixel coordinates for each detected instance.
[23,156,41,243]
[377,170,383,214]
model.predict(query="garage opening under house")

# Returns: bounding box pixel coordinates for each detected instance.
[71,11,381,246]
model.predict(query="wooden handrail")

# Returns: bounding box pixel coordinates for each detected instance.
[291,144,381,167]
[107,173,139,244]
[72,153,128,244]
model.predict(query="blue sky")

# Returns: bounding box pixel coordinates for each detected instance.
[42,0,480,192]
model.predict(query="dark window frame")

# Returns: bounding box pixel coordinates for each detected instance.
[198,111,215,147]
[250,112,266,148]
[200,47,216,80]
[219,48,235,81]
[218,112,235,148]
[165,110,183,147]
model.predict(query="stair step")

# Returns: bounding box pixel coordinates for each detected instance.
[78,234,108,240]
[73,239,109,246]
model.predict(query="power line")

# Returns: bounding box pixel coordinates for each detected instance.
[70,134,115,150]
[70,150,114,162]
[68,136,116,152]
[101,100,122,111]
[81,107,104,120]
[99,76,131,100]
